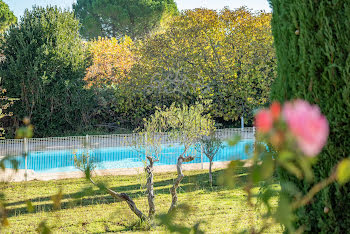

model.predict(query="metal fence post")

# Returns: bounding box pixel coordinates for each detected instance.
[23,137,28,181]
[85,134,89,165]
[85,134,89,148]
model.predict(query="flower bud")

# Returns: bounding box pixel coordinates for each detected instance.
[324,207,329,214]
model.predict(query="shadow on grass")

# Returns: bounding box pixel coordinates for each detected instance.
[5,168,250,218]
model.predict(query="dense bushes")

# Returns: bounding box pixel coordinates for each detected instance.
[0,6,94,137]
[269,0,350,232]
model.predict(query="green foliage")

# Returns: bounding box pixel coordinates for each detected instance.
[132,107,169,162]
[0,6,94,137]
[116,8,275,127]
[0,82,18,139]
[157,103,215,148]
[0,1,16,32]
[269,0,350,232]
[73,0,178,39]
[198,134,223,162]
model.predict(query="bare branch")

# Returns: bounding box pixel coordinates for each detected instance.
[88,177,149,221]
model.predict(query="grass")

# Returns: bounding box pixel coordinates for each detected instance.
[2,168,282,233]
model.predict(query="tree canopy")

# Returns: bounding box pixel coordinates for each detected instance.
[109,8,275,126]
[84,36,136,88]
[0,6,93,137]
[73,0,178,39]
[0,1,16,32]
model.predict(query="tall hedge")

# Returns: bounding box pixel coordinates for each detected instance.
[0,6,93,137]
[269,0,350,232]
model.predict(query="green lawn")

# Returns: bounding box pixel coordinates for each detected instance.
[2,169,282,233]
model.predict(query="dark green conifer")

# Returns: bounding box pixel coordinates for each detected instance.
[269,0,350,232]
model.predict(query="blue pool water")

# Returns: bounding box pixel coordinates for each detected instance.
[5,140,254,173]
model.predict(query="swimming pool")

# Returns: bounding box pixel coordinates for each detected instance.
[5,139,254,173]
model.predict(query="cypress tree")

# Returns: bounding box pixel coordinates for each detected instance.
[269,0,350,232]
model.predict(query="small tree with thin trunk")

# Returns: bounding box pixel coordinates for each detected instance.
[160,103,215,213]
[132,110,168,219]
[74,103,214,221]
[74,108,169,222]
[198,134,222,186]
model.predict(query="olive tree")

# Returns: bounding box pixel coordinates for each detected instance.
[74,107,168,221]
[198,134,222,186]
[74,103,214,221]
[131,110,168,218]
[159,103,215,212]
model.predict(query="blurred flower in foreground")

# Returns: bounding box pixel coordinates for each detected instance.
[255,109,273,133]
[15,118,34,139]
[283,100,329,157]
[255,100,329,157]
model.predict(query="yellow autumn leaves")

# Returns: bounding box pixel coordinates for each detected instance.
[84,36,136,88]
[83,7,275,123]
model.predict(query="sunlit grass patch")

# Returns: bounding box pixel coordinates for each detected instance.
[3,169,282,233]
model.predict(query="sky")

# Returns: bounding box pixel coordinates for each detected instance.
[4,0,271,19]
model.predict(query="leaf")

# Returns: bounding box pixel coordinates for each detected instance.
[228,135,241,146]
[279,161,303,179]
[218,160,244,187]
[252,164,262,184]
[36,220,51,234]
[274,194,294,232]
[260,152,275,180]
[10,159,19,171]
[337,158,350,185]
[297,156,314,182]
[278,151,294,162]
[51,189,63,211]
[26,200,34,213]
[1,217,9,227]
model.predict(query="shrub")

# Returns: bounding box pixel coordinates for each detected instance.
[0,6,94,137]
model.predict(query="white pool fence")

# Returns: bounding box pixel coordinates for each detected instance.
[0,127,255,176]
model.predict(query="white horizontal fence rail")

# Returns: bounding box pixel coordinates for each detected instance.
[215,127,255,140]
[0,127,255,173]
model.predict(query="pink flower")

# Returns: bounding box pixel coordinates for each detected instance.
[270,102,281,120]
[282,100,329,157]
[255,109,273,133]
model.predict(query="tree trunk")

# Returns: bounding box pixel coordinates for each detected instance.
[146,156,155,218]
[89,177,148,222]
[209,160,213,186]
[168,155,194,213]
